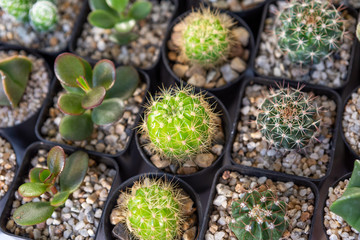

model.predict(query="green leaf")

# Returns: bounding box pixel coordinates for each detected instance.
[60,151,88,193]
[92,98,124,125]
[88,10,117,29]
[106,66,140,100]
[79,57,93,87]
[61,83,85,95]
[109,32,138,45]
[29,168,44,183]
[39,169,52,183]
[59,113,94,141]
[82,86,106,109]
[18,182,48,198]
[114,19,136,33]
[89,0,118,15]
[55,53,86,87]
[129,0,152,20]
[50,191,70,207]
[58,93,85,115]
[47,146,66,177]
[106,0,128,12]
[13,202,55,226]
[92,59,115,90]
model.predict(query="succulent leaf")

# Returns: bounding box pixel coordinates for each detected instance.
[13,202,55,226]
[18,182,48,198]
[60,151,88,193]
[129,0,152,20]
[81,86,106,109]
[109,32,138,45]
[29,168,45,183]
[92,59,115,90]
[39,169,52,183]
[89,0,117,14]
[114,19,136,33]
[50,191,70,207]
[29,0,58,32]
[106,66,140,100]
[88,9,118,29]
[357,23,360,42]
[58,93,85,115]
[106,0,128,13]
[47,146,66,177]
[91,98,124,125]
[59,113,94,141]
[55,53,86,87]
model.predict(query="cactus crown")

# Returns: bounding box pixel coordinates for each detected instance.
[256,83,321,150]
[230,189,288,240]
[274,0,345,65]
[179,7,235,67]
[140,86,218,163]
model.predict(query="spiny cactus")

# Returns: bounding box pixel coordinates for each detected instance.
[140,86,218,163]
[274,0,345,65]
[330,160,360,231]
[29,0,58,32]
[13,146,89,226]
[229,189,288,240]
[0,0,36,22]
[256,84,321,150]
[117,177,186,240]
[179,7,235,67]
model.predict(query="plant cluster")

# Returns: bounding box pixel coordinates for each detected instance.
[256,83,321,150]
[0,0,58,32]
[274,0,345,65]
[230,188,288,240]
[88,0,152,45]
[54,53,140,141]
[13,146,89,226]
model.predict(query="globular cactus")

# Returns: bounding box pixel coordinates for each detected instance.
[229,189,288,240]
[275,0,345,65]
[140,86,218,163]
[256,84,321,150]
[330,160,360,231]
[0,0,36,22]
[29,0,58,32]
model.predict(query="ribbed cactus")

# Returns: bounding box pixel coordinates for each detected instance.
[0,0,36,21]
[230,189,288,240]
[275,0,345,65]
[256,84,321,150]
[140,86,217,162]
[179,7,234,67]
[330,160,360,231]
[29,0,58,32]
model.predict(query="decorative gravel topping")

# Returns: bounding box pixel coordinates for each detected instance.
[232,84,336,179]
[205,170,315,240]
[0,136,16,199]
[6,149,115,239]
[204,0,265,11]
[0,50,49,127]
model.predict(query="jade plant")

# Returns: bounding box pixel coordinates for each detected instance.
[274,0,345,65]
[54,53,140,141]
[13,146,89,226]
[0,55,32,108]
[229,189,288,240]
[256,84,321,150]
[356,23,360,41]
[139,86,218,163]
[330,160,360,231]
[88,0,152,45]
[0,0,58,32]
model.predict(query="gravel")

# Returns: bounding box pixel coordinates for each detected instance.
[0,136,16,199]
[205,170,315,239]
[0,0,84,52]
[232,84,337,179]
[75,0,176,69]
[0,50,50,127]
[204,0,265,11]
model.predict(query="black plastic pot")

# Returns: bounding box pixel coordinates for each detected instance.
[0,141,121,240]
[99,172,203,240]
[135,88,231,192]
[250,0,358,91]
[229,77,342,184]
[161,8,255,96]
[199,164,320,239]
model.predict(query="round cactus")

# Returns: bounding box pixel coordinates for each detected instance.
[275,0,345,65]
[29,1,58,32]
[141,86,217,162]
[0,0,36,22]
[230,189,288,240]
[256,84,321,150]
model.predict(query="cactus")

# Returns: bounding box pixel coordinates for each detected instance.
[117,177,185,240]
[140,86,218,163]
[256,84,321,150]
[29,0,58,32]
[0,56,32,108]
[330,160,360,231]
[88,0,152,45]
[274,0,345,65]
[229,189,288,240]
[0,0,36,22]
[13,146,89,226]
[54,53,140,141]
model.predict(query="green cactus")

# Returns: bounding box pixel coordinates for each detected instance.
[0,55,32,108]
[13,146,89,226]
[230,189,288,240]
[256,84,321,150]
[88,0,152,45]
[330,160,360,231]
[140,86,218,163]
[0,0,36,22]
[275,0,345,65]
[29,0,58,32]
[54,53,140,141]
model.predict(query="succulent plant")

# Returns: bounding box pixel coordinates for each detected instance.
[0,55,32,108]
[356,22,360,41]
[0,0,36,22]
[256,84,321,150]
[139,86,218,163]
[54,53,140,141]
[229,189,288,240]
[274,0,345,65]
[29,0,58,32]
[330,160,360,231]
[88,0,152,45]
[13,146,89,226]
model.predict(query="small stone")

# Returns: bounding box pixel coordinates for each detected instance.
[112,223,130,240]
[173,64,189,78]
[220,64,239,83]
[194,154,215,168]
[230,57,246,73]
[86,193,98,204]
[151,155,170,169]
[188,73,206,87]
[183,226,197,240]
[232,27,250,46]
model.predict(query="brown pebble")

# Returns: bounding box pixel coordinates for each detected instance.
[300,212,311,221]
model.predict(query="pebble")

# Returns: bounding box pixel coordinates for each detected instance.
[343,88,360,156]
[220,64,239,83]
[0,137,16,199]
[205,0,265,11]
